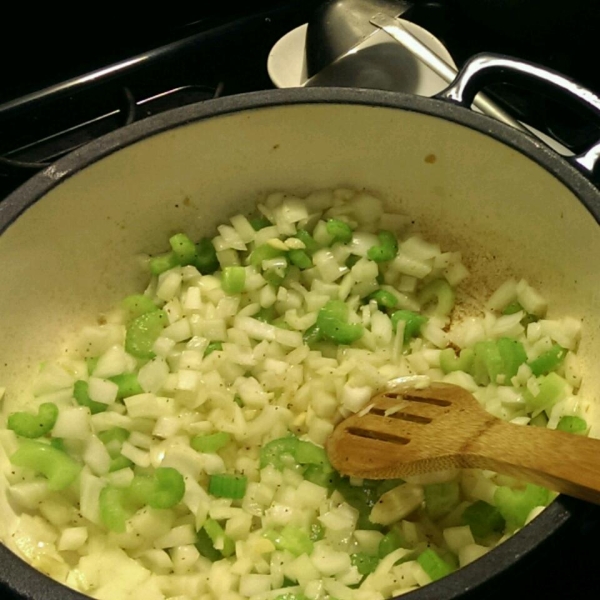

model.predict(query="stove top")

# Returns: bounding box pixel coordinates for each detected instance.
[1,1,599,599]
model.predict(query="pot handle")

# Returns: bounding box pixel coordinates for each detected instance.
[435,53,600,180]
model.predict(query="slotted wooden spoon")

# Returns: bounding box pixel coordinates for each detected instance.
[327,382,600,504]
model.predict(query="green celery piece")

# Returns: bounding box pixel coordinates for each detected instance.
[302,464,336,489]
[295,229,320,255]
[109,373,143,400]
[461,500,505,539]
[310,523,324,541]
[273,594,309,600]
[390,310,428,343]
[266,525,314,556]
[502,301,523,315]
[418,279,455,316]
[496,337,528,381]
[99,485,133,533]
[378,528,407,558]
[248,244,285,267]
[195,527,223,561]
[169,233,197,266]
[98,427,130,458]
[288,249,312,269]
[526,373,568,411]
[191,432,231,453]
[529,412,549,428]
[10,440,81,491]
[471,341,501,385]
[7,402,58,439]
[494,484,550,529]
[417,548,454,581]
[368,290,398,310]
[122,295,158,321]
[195,238,219,275]
[127,467,185,510]
[50,438,65,452]
[424,482,460,520]
[203,518,235,557]
[125,309,169,359]
[109,456,134,473]
[221,266,246,295]
[556,415,588,435]
[255,307,276,323]
[440,348,475,374]
[273,317,292,330]
[73,380,108,414]
[326,219,353,244]
[316,300,364,345]
[295,440,332,470]
[528,344,567,376]
[149,252,179,276]
[263,269,286,287]
[335,477,384,531]
[260,435,299,470]
[367,230,398,262]
[351,552,379,576]
[204,341,223,357]
[208,474,248,499]
[302,324,322,347]
[249,216,272,231]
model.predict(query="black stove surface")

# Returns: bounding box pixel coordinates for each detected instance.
[1,1,599,599]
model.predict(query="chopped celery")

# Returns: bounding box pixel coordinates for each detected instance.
[191,432,231,453]
[302,324,322,347]
[303,464,336,489]
[326,219,353,244]
[494,484,550,529]
[109,456,134,472]
[169,233,197,266]
[316,300,364,345]
[273,317,292,330]
[310,523,324,541]
[525,373,568,411]
[50,438,65,452]
[263,269,286,287]
[249,216,272,231]
[221,266,246,294]
[295,440,332,469]
[440,348,474,374]
[98,427,130,457]
[556,415,588,435]
[260,435,299,470]
[73,380,108,414]
[195,238,219,275]
[391,310,428,343]
[367,230,398,262]
[265,525,314,556]
[418,279,455,316]
[125,309,169,359]
[529,412,549,428]
[204,341,223,357]
[378,529,406,558]
[255,307,276,323]
[528,344,567,376]
[10,440,81,491]
[502,301,538,326]
[351,552,379,576]
[288,249,312,269]
[150,252,179,275]
[472,341,503,385]
[99,485,131,533]
[122,294,158,321]
[274,594,309,600]
[496,337,528,380]
[424,482,460,520]
[417,548,454,581]
[368,289,398,310]
[295,229,320,255]
[208,474,248,499]
[109,373,143,400]
[8,402,58,438]
[127,467,185,510]
[461,500,505,538]
[195,527,223,561]
[248,244,285,267]
[203,518,235,557]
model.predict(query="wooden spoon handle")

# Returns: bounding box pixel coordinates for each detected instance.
[463,420,600,503]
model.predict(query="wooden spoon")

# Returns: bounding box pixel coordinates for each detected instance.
[326,382,600,504]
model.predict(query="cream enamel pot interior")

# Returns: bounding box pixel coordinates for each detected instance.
[1,54,600,600]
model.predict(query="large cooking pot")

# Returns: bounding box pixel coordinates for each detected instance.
[1,54,599,600]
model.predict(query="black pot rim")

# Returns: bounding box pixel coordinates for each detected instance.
[0,87,598,600]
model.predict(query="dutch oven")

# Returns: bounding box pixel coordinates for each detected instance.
[0,54,599,600]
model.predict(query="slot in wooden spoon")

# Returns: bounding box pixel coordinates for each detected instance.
[327,382,600,504]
